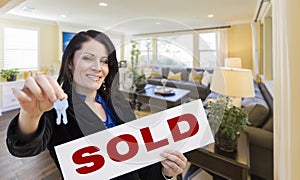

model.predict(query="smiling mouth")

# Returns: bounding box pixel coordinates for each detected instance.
[87,74,102,81]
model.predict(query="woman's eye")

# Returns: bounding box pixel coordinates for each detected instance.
[82,56,93,61]
[100,59,108,64]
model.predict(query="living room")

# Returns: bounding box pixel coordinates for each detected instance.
[0,0,299,180]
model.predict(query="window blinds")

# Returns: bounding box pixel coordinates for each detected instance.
[3,27,38,70]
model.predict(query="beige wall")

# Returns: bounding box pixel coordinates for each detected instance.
[228,23,253,70]
[262,17,273,80]
[0,18,60,74]
[39,24,60,74]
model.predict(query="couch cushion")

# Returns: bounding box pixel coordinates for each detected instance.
[242,96,269,127]
[150,67,162,78]
[168,67,189,81]
[167,71,182,81]
[262,116,273,132]
[189,70,203,84]
[259,82,273,132]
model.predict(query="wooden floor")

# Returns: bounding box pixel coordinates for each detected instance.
[0,109,61,180]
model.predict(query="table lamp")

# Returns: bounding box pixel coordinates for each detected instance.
[210,67,255,107]
[224,57,242,68]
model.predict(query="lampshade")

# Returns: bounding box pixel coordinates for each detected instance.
[210,67,255,98]
[224,57,242,68]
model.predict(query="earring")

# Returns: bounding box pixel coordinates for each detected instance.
[103,80,106,91]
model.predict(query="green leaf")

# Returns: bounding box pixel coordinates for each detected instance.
[207,98,247,140]
[0,68,20,79]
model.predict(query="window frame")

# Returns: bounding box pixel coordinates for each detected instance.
[128,28,226,69]
[198,31,219,68]
[2,25,40,71]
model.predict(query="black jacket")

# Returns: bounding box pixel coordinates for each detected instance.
[6,89,165,180]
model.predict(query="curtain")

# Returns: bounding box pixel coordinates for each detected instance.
[251,22,259,78]
[218,28,228,67]
[273,0,300,179]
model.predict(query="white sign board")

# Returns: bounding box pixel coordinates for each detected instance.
[55,100,214,179]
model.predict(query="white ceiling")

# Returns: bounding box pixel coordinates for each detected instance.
[1,0,260,35]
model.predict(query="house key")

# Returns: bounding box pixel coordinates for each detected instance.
[53,82,68,125]
[54,98,69,125]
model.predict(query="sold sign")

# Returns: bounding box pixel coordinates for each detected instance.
[55,100,214,179]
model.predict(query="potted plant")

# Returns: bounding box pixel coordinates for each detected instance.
[0,68,20,81]
[206,97,248,152]
[129,40,146,91]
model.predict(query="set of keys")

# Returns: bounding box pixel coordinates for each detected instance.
[53,98,69,125]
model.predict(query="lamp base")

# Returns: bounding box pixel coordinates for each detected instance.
[231,97,242,107]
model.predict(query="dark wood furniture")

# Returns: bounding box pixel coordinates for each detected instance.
[120,84,190,112]
[184,132,250,180]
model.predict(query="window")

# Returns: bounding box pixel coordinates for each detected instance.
[110,37,121,61]
[199,32,218,68]
[3,27,39,70]
[136,38,153,66]
[156,34,193,67]
[122,38,153,67]
[126,29,226,69]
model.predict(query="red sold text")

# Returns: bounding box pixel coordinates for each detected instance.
[72,113,199,174]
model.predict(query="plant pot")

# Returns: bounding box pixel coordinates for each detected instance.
[7,75,17,81]
[135,83,147,91]
[215,130,238,152]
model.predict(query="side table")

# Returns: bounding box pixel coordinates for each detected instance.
[184,132,250,180]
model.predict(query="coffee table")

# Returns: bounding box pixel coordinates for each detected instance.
[134,84,190,112]
[184,132,250,180]
[119,84,190,112]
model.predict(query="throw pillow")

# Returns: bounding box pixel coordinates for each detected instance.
[189,70,203,84]
[201,70,213,86]
[143,66,152,79]
[150,67,162,78]
[167,71,181,81]
[242,97,269,127]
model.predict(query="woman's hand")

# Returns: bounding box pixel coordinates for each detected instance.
[12,75,67,134]
[160,150,187,178]
[13,75,67,116]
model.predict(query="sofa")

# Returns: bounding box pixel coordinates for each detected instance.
[146,66,213,100]
[203,81,273,180]
[243,81,273,180]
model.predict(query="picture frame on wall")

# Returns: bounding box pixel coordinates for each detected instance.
[119,60,127,68]
[62,31,75,52]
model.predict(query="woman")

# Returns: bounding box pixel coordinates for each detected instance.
[6,30,187,179]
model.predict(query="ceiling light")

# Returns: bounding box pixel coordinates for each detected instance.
[60,14,67,18]
[23,6,37,12]
[99,2,108,7]
[155,22,161,25]
[208,14,214,18]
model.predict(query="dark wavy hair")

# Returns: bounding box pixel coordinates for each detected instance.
[57,30,119,100]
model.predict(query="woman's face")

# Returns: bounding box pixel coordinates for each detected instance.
[71,39,109,95]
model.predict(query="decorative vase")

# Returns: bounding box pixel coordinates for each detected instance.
[214,130,238,152]
[161,78,167,88]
